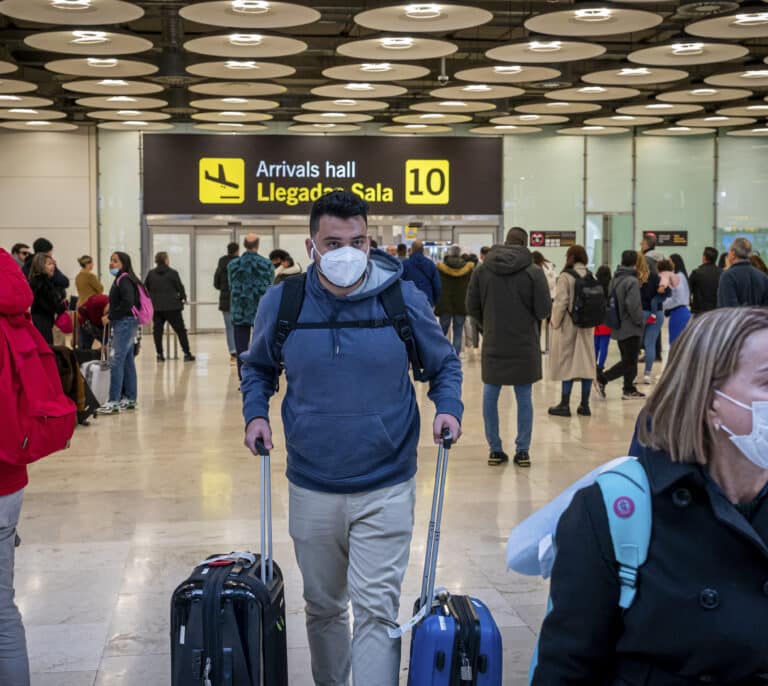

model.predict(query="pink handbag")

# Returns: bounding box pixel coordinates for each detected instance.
[54,310,73,334]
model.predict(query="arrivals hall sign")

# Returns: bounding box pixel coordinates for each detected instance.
[142,134,502,216]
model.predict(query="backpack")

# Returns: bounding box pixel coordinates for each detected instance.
[271,274,427,388]
[527,458,652,682]
[0,315,76,466]
[605,285,623,330]
[117,274,154,326]
[565,269,608,328]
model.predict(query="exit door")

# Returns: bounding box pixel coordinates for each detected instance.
[585,213,634,270]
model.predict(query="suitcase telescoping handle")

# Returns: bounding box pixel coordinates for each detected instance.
[419,429,453,612]
[255,439,274,585]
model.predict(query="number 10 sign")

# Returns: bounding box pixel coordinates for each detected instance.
[405,159,450,205]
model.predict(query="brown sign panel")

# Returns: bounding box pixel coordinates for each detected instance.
[142,134,502,216]
[643,230,688,247]
[530,231,577,248]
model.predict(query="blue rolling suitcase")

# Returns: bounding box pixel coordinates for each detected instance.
[406,431,503,685]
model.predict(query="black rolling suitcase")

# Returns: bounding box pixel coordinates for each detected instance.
[170,442,288,685]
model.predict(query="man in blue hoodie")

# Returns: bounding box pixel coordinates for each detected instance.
[401,239,441,306]
[241,191,463,686]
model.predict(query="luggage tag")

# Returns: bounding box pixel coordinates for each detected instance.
[386,586,449,639]
[199,552,257,569]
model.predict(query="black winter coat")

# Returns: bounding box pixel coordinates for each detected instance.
[717,260,768,308]
[144,264,186,312]
[466,245,551,386]
[108,272,137,321]
[534,446,768,685]
[213,254,235,312]
[690,262,722,313]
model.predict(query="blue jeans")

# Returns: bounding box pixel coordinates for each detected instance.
[222,311,236,354]
[642,309,664,375]
[667,307,691,347]
[439,315,465,355]
[594,334,610,369]
[562,379,592,403]
[234,324,253,380]
[109,318,138,403]
[483,383,533,453]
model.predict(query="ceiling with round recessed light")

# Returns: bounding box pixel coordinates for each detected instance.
[0,0,765,134]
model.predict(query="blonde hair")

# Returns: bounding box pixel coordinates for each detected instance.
[635,252,650,284]
[638,307,768,464]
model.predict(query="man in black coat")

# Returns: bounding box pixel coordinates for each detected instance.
[144,252,195,362]
[466,226,551,468]
[22,237,69,290]
[213,242,239,363]
[689,246,722,314]
[718,237,768,307]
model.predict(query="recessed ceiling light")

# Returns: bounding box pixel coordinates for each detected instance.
[219,122,245,127]
[222,97,248,103]
[462,85,492,92]
[647,103,674,109]
[381,37,415,50]
[583,126,605,131]
[672,43,704,55]
[361,63,392,72]
[9,109,38,114]
[405,124,428,128]
[691,88,718,95]
[747,105,768,110]
[231,0,270,14]
[26,121,52,127]
[98,79,128,86]
[619,68,651,76]
[321,112,346,117]
[229,34,263,46]
[71,31,109,45]
[106,97,137,103]
[334,99,357,106]
[733,12,768,26]
[520,115,540,121]
[613,116,635,121]
[579,86,607,94]
[529,41,562,53]
[225,60,259,70]
[345,83,374,91]
[547,102,571,107]
[574,8,613,22]
[440,101,466,106]
[705,116,728,121]
[743,70,768,78]
[495,125,518,130]
[421,113,444,119]
[124,121,148,126]
[221,111,247,116]
[51,0,91,9]
[404,4,442,19]
[117,110,141,115]
[668,127,691,131]
[87,58,118,68]
[751,128,768,132]
[493,65,523,74]
[314,123,337,128]
[0,95,21,101]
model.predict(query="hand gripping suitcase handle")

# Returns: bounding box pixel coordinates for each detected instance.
[255,440,274,585]
[419,429,452,611]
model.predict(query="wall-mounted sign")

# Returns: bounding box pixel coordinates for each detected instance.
[530,231,577,248]
[643,230,688,247]
[143,135,502,216]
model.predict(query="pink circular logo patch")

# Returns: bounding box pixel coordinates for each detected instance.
[613,496,635,519]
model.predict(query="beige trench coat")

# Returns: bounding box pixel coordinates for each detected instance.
[548,264,597,381]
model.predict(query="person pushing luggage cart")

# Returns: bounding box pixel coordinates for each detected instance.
[240,191,464,686]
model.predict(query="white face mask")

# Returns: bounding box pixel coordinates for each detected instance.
[311,241,369,288]
[715,390,768,470]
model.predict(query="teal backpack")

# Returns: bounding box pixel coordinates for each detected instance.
[528,458,652,682]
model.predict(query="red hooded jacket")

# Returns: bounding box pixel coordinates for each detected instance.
[0,248,76,495]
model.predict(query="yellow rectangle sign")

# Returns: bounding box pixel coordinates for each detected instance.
[405,159,449,205]
[199,157,245,204]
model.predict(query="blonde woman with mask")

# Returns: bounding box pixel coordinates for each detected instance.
[533,307,768,683]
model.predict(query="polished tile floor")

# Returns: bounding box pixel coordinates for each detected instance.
[18,334,653,685]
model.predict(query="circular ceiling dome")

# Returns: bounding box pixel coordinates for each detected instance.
[642,126,716,135]
[686,9,768,38]
[380,124,453,134]
[354,4,492,33]
[487,40,606,64]
[0,0,143,25]
[301,99,389,113]
[322,63,429,82]
[97,121,174,131]
[186,60,295,80]
[189,82,287,97]
[581,66,688,85]
[430,85,524,100]
[544,86,641,101]
[516,101,602,114]
[470,125,542,135]
[628,41,749,66]
[62,79,163,95]
[190,97,280,111]
[179,1,320,28]
[311,83,407,99]
[337,37,457,61]
[24,30,153,56]
[288,123,361,133]
[194,123,268,132]
[557,125,631,135]
[45,57,157,78]
[410,100,496,113]
[454,65,562,84]
[525,7,662,37]
[0,121,78,131]
[183,34,307,58]
[394,113,471,124]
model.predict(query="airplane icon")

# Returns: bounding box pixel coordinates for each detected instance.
[205,163,240,189]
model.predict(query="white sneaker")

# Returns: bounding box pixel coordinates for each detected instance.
[119,399,137,410]
[643,374,652,385]
[96,402,120,415]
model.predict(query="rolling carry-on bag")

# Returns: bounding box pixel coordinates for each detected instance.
[170,441,288,686]
[81,329,110,408]
[405,431,503,686]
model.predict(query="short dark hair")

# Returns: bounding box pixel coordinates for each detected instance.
[505,226,527,247]
[269,249,290,263]
[622,250,638,268]
[33,237,53,253]
[703,246,718,264]
[309,190,368,237]
[480,246,490,256]
[11,243,29,255]
[154,251,168,266]
[396,243,407,254]
[227,242,239,256]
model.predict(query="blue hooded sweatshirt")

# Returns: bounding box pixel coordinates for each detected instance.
[402,251,442,307]
[241,249,463,494]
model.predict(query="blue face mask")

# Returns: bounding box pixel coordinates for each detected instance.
[109,267,120,277]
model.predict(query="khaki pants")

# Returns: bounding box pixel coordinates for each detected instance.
[289,478,416,686]
[0,489,29,686]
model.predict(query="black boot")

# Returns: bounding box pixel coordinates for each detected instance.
[548,394,571,417]
[577,403,591,416]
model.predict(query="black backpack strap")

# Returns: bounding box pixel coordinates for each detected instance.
[379,280,427,382]
[272,274,307,373]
